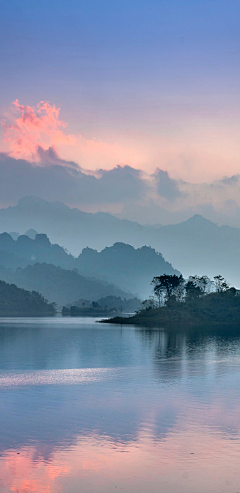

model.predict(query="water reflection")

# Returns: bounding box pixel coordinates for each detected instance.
[0,319,240,492]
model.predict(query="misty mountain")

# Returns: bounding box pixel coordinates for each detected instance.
[157,215,240,286]
[0,196,152,255]
[0,263,133,307]
[0,232,74,269]
[25,229,38,239]
[0,231,178,297]
[9,232,19,241]
[1,196,240,287]
[76,243,179,297]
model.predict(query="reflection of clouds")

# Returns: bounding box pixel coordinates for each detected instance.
[1,429,240,493]
[1,323,240,489]
[0,447,70,493]
[0,367,120,388]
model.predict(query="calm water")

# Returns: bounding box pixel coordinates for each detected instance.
[1,318,240,492]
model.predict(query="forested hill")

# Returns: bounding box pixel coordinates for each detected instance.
[0,280,56,316]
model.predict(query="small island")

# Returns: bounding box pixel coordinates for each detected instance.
[102,274,240,326]
[0,280,56,316]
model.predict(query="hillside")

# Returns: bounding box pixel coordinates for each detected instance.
[0,280,56,316]
[0,263,134,307]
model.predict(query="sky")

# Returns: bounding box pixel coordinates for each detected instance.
[1,0,240,224]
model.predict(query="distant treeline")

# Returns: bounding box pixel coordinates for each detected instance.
[105,274,240,326]
[0,280,56,316]
[62,295,141,316]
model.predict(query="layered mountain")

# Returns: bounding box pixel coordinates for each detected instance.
[0,196,151,255]
[0,263,134,307]
[0,196,240,287]
[0,232,179,298]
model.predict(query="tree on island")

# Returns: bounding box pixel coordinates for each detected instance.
[213,275,229,293]
[105,273,240,326]
[150,274,229,308]
[151,274,184,306]
[185,275,212,299]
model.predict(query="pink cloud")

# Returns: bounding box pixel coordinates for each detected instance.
[1,100,76,161]
[1,100,144,170]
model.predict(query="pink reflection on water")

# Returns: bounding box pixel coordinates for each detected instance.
[1,427,240,493]
[0,449,70,493]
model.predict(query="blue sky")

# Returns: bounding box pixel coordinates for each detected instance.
[1,0,240,183]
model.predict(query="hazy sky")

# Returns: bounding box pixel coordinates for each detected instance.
[1,0,240,224]
[1,0,240,180]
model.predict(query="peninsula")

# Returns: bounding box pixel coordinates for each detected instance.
[103,274,240,326]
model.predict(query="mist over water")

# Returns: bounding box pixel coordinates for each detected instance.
[0,318,240,492]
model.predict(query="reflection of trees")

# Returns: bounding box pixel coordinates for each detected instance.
[136,326,240,382]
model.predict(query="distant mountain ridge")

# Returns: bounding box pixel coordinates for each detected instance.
[0,232,75,269]
[0,196,151,255]
[0,196,240,286]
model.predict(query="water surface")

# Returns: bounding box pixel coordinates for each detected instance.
[0,317,240,492]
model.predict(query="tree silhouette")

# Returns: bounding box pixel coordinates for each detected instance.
[213,275,229,293]
[185,275,211,299]
[152,274,184,305]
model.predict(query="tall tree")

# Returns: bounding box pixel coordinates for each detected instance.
[213,275,229,293]
[185,275,211,299]
[152,274,184,305]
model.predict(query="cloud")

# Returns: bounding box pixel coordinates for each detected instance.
[2,149,240,227]
[220,175,240,186]
[1,100,145,171]
[2,148,240,231]
[1,100,76,161]
[0,152,147,206]
[154,169,183,201]
[96,165,146,201]
[2,99,240,228]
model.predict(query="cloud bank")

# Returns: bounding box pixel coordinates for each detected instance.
[1,149,240,227]
[1,100,240,228]
[0,149,147,206]
[1,100,144,171]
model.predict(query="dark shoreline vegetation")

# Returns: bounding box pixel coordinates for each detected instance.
[102,274,240,327]
[62,306,118,317]
[62,296,141,317]
[0,280,56,316]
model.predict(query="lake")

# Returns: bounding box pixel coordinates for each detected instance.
[0,317,240,492]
